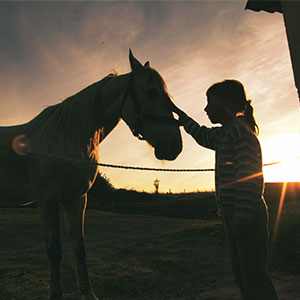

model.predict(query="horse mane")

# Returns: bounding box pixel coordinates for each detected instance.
[33,73,117,153]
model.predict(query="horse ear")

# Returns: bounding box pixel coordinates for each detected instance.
[144,61,150,68]
[129,49,144,74]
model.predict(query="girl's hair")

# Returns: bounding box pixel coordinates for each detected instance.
[206,79,259,135]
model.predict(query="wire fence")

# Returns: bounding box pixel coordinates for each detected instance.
[0,143,292,172]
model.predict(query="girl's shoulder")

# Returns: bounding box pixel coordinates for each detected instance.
[225,116,256,141]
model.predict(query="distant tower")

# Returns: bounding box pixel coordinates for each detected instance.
[154,179,160,193]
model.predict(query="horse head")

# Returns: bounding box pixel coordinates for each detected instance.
[121,50,183,161]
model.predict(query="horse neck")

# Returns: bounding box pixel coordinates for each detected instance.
[62,73,131,157]
[30,73,131,158]
[97,73,131,142]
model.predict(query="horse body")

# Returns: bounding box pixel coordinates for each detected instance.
[0,77,114,208]
[0,51,182,299]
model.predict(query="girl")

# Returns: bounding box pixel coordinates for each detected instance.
[179,80,278,300]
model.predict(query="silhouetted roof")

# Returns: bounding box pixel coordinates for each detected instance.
[245,0,282,13]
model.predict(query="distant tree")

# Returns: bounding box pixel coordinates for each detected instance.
[154,179,160,194]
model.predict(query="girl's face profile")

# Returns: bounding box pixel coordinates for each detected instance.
[204,95,225,124]
[204,94,235,125]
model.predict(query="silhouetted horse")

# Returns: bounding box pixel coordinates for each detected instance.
[0,50,182,300]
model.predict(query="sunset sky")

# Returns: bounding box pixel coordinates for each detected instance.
[0,1,299,193]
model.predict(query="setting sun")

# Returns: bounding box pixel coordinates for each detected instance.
[262,135,300,182]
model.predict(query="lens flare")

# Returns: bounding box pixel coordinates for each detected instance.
[271,182,288,256]
[11,134,30,156]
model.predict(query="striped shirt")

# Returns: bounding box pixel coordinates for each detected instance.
[184,116,265,224]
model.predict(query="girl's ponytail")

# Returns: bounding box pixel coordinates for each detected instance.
[244,100,259,136]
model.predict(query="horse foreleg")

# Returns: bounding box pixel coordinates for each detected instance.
[39,198,64,300]
[62,194,99,300]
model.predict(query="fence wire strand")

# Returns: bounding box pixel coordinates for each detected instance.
[0,144,293,172]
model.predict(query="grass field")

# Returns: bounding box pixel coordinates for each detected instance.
[1,206,300,300]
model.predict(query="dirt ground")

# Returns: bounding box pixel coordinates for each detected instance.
[0,208,299,300]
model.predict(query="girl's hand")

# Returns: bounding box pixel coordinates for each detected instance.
[168,101,188,125]
[177,111,189,126]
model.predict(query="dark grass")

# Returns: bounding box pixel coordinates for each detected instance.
[0,201,299,300]
[0,208,231,300]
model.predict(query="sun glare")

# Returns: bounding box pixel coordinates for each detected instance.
[262,135,300,182]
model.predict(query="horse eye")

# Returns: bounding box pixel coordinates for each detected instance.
[147,88,158,98]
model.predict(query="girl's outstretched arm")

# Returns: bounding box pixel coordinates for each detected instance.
[178,112,221,150]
